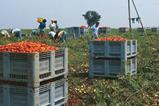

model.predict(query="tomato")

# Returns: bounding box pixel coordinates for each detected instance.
[0,41,59,53]
[96,36,127,42]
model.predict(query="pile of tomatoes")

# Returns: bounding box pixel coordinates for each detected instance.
[0,41,58,53]
[96,36,127,41]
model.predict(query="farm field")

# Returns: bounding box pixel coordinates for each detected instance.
[0,29,159,106]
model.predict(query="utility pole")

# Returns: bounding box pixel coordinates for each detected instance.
[128,0,145,35]
[128,0,132,32]
[132,0,145,35]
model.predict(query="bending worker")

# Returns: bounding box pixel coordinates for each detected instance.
[49,30,66,42]
[12,28,22,38]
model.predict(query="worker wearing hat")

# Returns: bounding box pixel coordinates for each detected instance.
[38,19,47,36]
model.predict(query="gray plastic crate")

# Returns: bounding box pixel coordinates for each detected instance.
[65,27,81,39]
[80,27,87,36]
[151,27,159,32]
[0,48,68,87]
[72,27,81,38]
[0,53,3,79]
[0,79,68,106]
[98,27,111,35]
[0,86,2,106]
[137,28,145,32]
[89,40,137,59]
[89,57,137,78]
[65,28,75,40]
[118,27,129,33]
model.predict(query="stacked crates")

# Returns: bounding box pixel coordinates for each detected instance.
[0,79,68,106]
[89,40,137,78]
[0,48,68,106]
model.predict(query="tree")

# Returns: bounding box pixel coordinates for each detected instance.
[83,11,101,27]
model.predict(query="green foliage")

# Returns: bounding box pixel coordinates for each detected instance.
[83,10,101,27]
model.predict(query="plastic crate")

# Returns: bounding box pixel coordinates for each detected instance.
[118,27,129,33]
[65,27,78,39]
[72,27,81,38]
[89,40,137,59]
[137,28,145,32]
[65,28,75,40]
[0,53,3,79]
[66,27,86,40]
[80,27,87,36]
[151,27,159,32]
[0,86,3,106]
[0,48,68,87]
[89,57,137,78]
[98,27,111,35]
[0,79,68,106]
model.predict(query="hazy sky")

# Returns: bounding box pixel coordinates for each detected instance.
[0,0,159,29]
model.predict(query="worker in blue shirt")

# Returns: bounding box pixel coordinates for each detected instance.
[38,19,47,36]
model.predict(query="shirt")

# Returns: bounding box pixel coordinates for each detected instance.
[91,24,99,35]
[1,30,11,37]
[49,23,56,29]
[38,22,46,30]
[58,31,64,38]
[12,29,21,33]
[49,31,56,38]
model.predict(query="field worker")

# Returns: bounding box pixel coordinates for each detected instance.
[48,31,56,40]
[49,20,59,32]
[58,30,66,42]
[91,22,100,39]
[0,30,11,38]
[31,29,38,36]
[38,19,47,36]
[49,20,56,32]
[12,28,22,38]
[54,30,66,42]
[54,20,59,32]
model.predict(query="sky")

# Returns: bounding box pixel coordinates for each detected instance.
[0,0,159,29]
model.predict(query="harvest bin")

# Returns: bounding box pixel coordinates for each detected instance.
[98,27,111,35]
[137,27,145,33]
[89,57,137,78]
[118,27,129,33]
[65,27,81,40]
[0,48,68,87]
[89,40,137,59]
[0,78,68,106]
[151,27,159,33]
